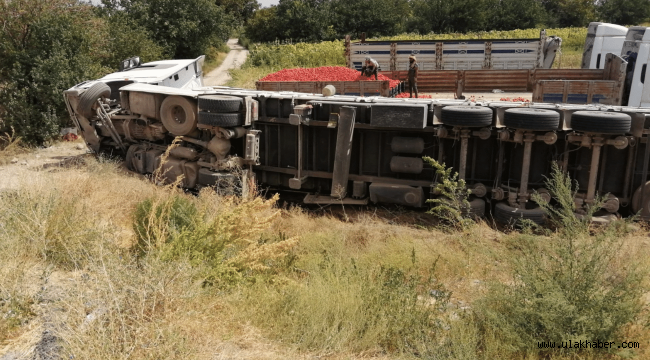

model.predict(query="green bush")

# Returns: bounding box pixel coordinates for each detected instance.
[132,192,296,286]
[475,165,645,358]
[424,156,473,230]
[0,0,107,144]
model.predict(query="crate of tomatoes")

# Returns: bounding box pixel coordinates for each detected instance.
[256,66,404,97]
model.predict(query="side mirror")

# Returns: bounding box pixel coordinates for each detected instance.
[119,56,142,71]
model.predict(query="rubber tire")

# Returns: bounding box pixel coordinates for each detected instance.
[198,95,244,113]
[462,197,486,219]
[571,111,631,134]
[160,96,198,136]
[441,106,493,127]
[631,181,650,214]
[198,112,245,127]
[77,82,111,119]
[503,108,560,131]
[125,144,138,172]
[494,202,546,226]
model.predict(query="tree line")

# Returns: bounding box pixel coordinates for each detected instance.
[245,0,650,43]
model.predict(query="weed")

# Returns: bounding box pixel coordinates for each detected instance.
[531,162,600,236]
[423,156,473,230]
[475,163,645,358]
[132,190,298,287]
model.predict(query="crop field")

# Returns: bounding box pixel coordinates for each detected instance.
[228,27,587,89]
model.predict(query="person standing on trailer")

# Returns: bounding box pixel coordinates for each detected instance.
[360,56,379,80]
[408,55,419,98]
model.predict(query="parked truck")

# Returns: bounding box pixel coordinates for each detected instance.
[64,54,650,225]
[345,30,562,71]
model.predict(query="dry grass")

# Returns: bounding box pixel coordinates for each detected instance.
[203,51,230,75]
[227,65,274,89]
[0,143,649,359]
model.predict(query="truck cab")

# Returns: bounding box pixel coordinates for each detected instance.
[625,30,650,106]
[581,22,628,69]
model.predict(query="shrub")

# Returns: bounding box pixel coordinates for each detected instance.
[132,191,298,286]
[424,156,473,229]
[475,165,645,357]
[531,162,603,237]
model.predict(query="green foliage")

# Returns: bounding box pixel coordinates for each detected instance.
[423,156,473,229]
[408,0,493,34]
[476,230,644,357]
[133,195,198,258]
[101,0,234,58]
[330,0,409,38]
[216,0,260,24]
[540,0,597,28]
[598,0,650,25]
[243,0,601,43]
[531,162,602,237]
[0,0,107,144]
[484,0,546,31]
[476,164,645,357]
[132,192,295,286]
[246,40,346,68]
[375,27,588,51]
[99,11,168,68]
[243,7,280,43]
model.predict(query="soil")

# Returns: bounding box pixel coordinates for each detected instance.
[203,39,249,87]
[0,141,88,191]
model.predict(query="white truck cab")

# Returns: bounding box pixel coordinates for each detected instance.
[70,56,205,103]
[581,22,629,69]
[625,30,650,106]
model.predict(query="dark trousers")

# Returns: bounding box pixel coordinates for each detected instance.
[409,78,418,98]
[361,66,378,80]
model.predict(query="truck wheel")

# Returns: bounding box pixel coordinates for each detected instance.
[494,202,546,226]
[462,197,486,218]
[125,144,138,172]
[160,96,198,136]
[77,82,111,119]
[571,111,631,134]
[198,95,244,113]
[631,181,650,214]
[503,108,560,131]
[441,106,493,127]
[198,112,244,127]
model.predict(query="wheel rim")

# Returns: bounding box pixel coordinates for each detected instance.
[171,105,187,124]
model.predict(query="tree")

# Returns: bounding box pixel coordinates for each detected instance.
[485,0,546,31]
[101,0,234,58]
[244,7,281,42]
[216,0,260,24]
[407,0,490,34]
[598,0,650,25]
[540,0,597,27]
[97,11,168,69]
[330,0,409,39]
[0,0,106,144]
[272,0,335,42]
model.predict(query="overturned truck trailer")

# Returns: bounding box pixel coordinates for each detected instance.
[64,59,650,224]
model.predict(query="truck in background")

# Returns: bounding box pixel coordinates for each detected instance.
[581,22,629,69]
[345,30,562,71]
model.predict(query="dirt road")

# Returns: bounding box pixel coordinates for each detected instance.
[203,39,249,86]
